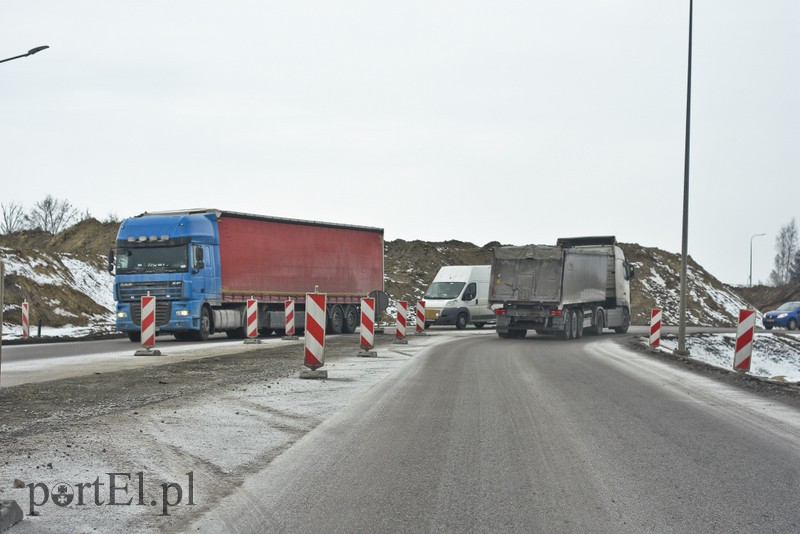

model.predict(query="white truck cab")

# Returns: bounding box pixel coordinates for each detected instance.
[423,265,494,329]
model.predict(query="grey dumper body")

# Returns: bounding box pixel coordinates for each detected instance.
[489,236,634,339]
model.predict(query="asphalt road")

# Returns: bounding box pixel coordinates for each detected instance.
[190,332,800,533]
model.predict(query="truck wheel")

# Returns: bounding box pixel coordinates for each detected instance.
[575,310,584,338]
[455,313,468,330]
[194,307,212,341]
[591,309,604,335]
[327,305,344,334]
[342,305,358,334]
[127,331,141,342]
[613,308,630,334]
[561,310,572,340]
[570,310,579,339]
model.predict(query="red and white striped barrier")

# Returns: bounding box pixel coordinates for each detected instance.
[285,299,296,336]
[304,292,327,370]
[246,298,258,339]
[141,295,156,349]
[734,309,756,372]
[415,300,426,335]
[649,308,662,348]
[394,301,408,343]
[21,300,29,338]
[360,297,375,351]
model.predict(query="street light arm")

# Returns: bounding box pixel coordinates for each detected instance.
[0,45,49,64]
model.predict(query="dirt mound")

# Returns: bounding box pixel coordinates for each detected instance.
[733,284,800,313]
[0,218,118,262]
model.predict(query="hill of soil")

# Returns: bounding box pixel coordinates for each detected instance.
[1,220,778,331]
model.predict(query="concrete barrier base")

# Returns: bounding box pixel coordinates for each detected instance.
[299,369,328,379]
[281,335,299,341]
[243,338,262,344]
[1,500,23,532]
[134,348,162,356]
[357,350,377,358]
[392,338,408,345]
[415,331,428,336]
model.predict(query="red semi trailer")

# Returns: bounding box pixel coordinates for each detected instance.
[112,209,385,340]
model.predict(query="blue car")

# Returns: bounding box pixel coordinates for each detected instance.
[762,301,800,330]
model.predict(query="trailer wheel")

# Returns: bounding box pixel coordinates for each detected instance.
[591,309,605,335]
[575,310,584,338]
[570,310,579,339]
[614,308,630,334]
[455,313,468,330]
[561,310,572,340]
[327,305,344,334]
[342,305,358,334]
[193,307,212,341]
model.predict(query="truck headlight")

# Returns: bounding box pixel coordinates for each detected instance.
[116,312,127,318]
[175,309,191,317]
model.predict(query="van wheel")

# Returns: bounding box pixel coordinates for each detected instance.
[455,313,468,330]
[474,322,486,329]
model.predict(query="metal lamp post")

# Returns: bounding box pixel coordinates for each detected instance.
[0,45,49,64]
[749,233,766,287]
[676,0,693,356]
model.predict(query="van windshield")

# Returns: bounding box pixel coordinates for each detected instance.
[425,282,465,300]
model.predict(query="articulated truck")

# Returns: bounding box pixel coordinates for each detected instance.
[489,236,635,339]
[109,209,384,341]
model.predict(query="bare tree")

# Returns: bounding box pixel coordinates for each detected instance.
[26,195,79,234]
[0,201,26,234]
[770,219,798,285]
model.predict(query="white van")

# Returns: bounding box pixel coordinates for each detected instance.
[423,265,494,329]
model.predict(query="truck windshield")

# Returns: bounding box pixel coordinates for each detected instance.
[116,245,189,274]
[425,282,465,300]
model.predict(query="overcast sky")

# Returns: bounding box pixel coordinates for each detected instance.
[2,1,798,286]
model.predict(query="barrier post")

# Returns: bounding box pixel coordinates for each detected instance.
[394,301,408,344]
[244,297,261,344]
[300,290,328,379]
[358,297,377,357]
[21,300,29,339]
[134,293,161,356]
[733,309,755,372]
[649,308,662,348]
[282,299,298,340]
[415,300,427,335]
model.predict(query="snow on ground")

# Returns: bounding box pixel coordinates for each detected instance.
[646,333,800,383]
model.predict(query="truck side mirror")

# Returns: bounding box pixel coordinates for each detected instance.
[107,249,115,274]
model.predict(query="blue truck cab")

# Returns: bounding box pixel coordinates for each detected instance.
[110,211,222,341]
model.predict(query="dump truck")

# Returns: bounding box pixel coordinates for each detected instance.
[109,209,385,341]
[489,236,635,339]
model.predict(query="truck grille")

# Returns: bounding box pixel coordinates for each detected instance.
[130,301,172,327]
[118,281,183,301]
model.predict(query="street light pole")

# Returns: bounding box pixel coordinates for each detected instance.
[750,233,766,287]
[0,45,49,65]
[676,0,693,356]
